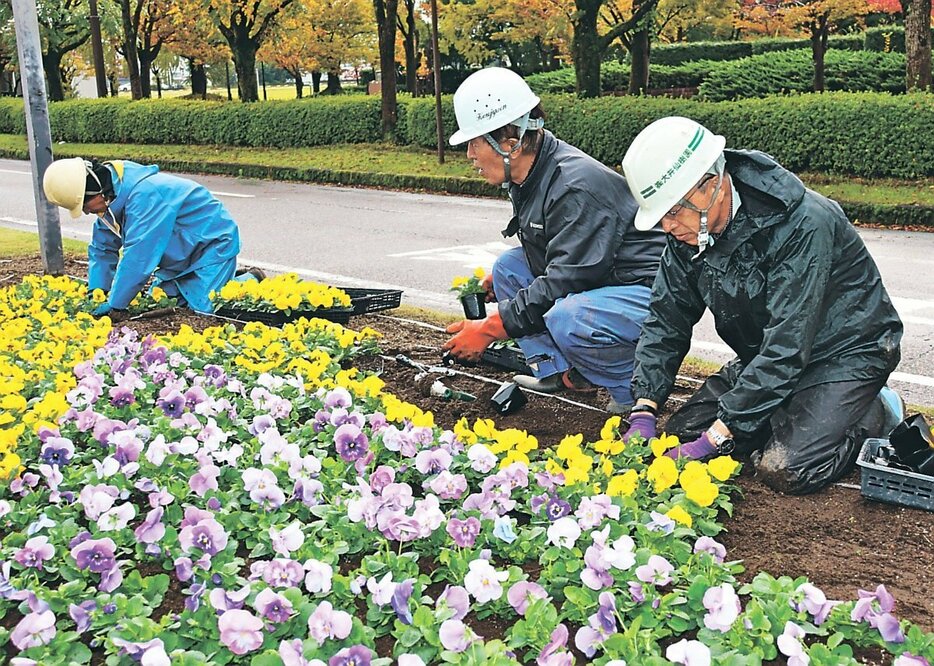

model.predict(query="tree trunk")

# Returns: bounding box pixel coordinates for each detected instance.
[571,0,602,97]
[190,59,207,98]
[903,0,933,91]
[231,38,259,102]
[400,0,418,96]
[108,70,118,96]
[154,68,162,98]
[629,26,650,94]
[139,51,153,98]
[119,0,142,99]
[375,0,400,138]
[42,51,66,102]
[312,70,322,93]
[294,71,304,99]
[324,70,343,94]
[810,17,828,92]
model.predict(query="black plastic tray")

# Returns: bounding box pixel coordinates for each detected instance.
[481,344,531,373]
[341,287,403,315]
[857,438,934,512]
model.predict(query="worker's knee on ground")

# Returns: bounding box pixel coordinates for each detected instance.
[754,446,822,495]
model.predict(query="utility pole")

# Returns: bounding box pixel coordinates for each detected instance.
[11,0,64,274]
[88,0,108,97]
[429,0,444,164]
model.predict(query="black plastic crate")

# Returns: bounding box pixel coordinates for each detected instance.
[481,344,531,373]
[340,287,404,316]
[856,438,934,512]
[215,306,353,327]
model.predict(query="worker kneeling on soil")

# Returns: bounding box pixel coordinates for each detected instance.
[43,157,261,319]
[619,116,905,494]
[442,67,667,414]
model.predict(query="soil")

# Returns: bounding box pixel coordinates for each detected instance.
[7,255,934,663]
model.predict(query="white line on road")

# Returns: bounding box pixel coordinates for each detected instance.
[210,191,256,199]
[0,168,30,175]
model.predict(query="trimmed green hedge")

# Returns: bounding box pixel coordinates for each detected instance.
[526,60,717,94]
[3,91,934,178]
[698,49,906,101]
[651,33,864,66]
[864,25,934,53]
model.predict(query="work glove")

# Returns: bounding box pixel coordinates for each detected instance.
[442,311,508,362]
[91,303,113,317]
[482,273,496,303]
[621,412,657,443]
[665,432,719,461]
[91,303,129,322]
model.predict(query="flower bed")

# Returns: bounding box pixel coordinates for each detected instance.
[1,276,933,665]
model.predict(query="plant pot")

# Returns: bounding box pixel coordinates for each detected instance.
[460,293,486,320]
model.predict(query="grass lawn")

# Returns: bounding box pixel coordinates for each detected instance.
[0,226,86,256]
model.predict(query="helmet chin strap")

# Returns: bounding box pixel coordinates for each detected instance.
[683,165,726,260]
[481,112,544,189]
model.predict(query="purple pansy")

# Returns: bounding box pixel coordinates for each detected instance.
[11,610,56,650]
[329,645,372,666]
[446,516,481,548]
[14,536,55,570]
[218,609,264,655]
[334,423,369,462]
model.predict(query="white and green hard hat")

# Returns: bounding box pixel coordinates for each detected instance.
[622,116,726,231]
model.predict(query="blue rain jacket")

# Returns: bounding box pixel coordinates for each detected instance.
[87,161,241,313]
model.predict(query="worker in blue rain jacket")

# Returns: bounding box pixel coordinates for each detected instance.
[42,157,261,318]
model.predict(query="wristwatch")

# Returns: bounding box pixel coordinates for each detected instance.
[707,428,736,455]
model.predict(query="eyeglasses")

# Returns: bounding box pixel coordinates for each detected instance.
[663,174,717,219]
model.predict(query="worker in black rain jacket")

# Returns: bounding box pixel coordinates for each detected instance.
[441,67,666,413]
[618,116,904,494]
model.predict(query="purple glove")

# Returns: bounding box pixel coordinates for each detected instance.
[622,413,657,442]
[665,432,719,461]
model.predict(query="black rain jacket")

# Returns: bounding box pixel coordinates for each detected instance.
[498,131,667,338]
[631,149,903,438]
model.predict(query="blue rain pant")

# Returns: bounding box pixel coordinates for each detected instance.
[493,247,652,405]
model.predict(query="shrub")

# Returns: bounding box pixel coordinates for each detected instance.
[0,98,25,134]
[652,40,752,65]
[698,49,906,101]
[541,92,934,179]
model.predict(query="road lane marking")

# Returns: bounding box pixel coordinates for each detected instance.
[210,191,256,199]
[0,168,30,175]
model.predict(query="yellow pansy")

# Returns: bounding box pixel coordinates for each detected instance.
[646,455,679,494]
[607,469,639,497]
[651,433,680,458]
[473,266,486,279]
[600,415,622,441]
[707,456,740,482]
[666,505,693,527]
[684,478,719,507]
[556,433,584,461]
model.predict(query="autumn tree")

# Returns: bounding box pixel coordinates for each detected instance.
[35,0,92,100]
[902,0,932,90]
[737,0,872,91]
[655,0,736,42]
[207,0,296,101]
[259,0,375,98]
[374,0,400,135]
[162,0,230,97]
[397,0,422,95]
[571,0,659,97]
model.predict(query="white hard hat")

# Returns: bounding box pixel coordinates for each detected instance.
[449,67,541,146]
[43,157,88,219]
[622,117,726,231]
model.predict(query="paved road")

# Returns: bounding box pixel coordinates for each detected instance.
[2,158,933,406]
